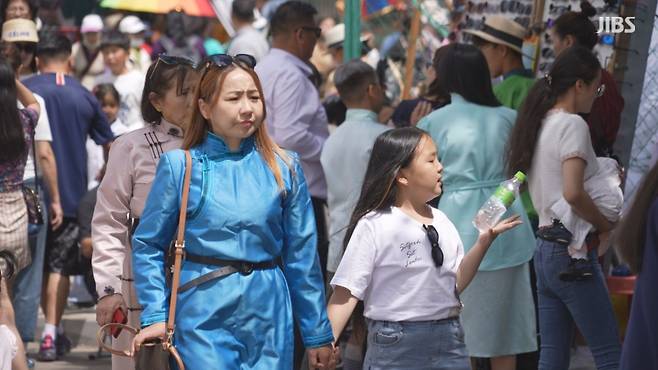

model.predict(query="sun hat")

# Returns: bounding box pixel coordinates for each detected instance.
[2,19,38,43]
[463,15,527,54]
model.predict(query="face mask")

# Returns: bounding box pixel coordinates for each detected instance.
[82,37,101,51]
[130,38,144,49]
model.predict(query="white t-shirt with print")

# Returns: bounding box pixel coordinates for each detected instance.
[331,206,464,322]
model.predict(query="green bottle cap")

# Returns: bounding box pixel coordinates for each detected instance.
[494,187,515,207]
[514,171,527,183]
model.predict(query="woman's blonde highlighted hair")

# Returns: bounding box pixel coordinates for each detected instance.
[183,62,290,190]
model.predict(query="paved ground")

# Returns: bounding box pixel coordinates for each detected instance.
[26,306,111,370]
[26,305,596,370]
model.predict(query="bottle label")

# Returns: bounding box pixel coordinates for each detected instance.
[493,186,515,207]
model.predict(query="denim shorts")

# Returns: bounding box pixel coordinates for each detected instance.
[363,318,471,370]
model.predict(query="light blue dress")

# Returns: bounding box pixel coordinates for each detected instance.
[418,94,537,356]
[132,132,334,369]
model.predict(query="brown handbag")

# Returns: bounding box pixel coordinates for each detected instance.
[23,139,43,225]
[97,150,192,370]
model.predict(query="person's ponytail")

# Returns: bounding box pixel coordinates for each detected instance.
[505,78,556,177]
[506,46,601,177]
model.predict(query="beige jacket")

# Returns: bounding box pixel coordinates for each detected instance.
[71,41,106,91]
[91,119,183,301]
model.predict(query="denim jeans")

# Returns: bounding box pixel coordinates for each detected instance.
[534,238,621,370]
[12,178,47,342]
[363,318,470,370]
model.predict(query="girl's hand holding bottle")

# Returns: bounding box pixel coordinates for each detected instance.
[476,214,523,247]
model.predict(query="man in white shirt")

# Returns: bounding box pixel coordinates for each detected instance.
[96,31,145,133]
[321,60,388,275]
[228,0,269,62]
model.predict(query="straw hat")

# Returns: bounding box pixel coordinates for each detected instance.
[2,19,38,43]
[324,23,369,49]
[463,15,526,54]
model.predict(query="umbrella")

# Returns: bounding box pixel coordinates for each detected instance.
[100,0,216,17]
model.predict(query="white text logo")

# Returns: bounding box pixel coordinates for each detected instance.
[597,17,636,33]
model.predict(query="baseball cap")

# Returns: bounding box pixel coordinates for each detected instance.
[81,14,103,33]
[119,15,146,34]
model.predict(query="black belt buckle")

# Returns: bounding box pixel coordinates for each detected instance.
[537,218,573,245]
[239,262,254,275]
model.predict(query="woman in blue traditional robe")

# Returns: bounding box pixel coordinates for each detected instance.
[130,55,335,369]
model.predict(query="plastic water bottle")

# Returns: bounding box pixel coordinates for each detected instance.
[473,171,526,232]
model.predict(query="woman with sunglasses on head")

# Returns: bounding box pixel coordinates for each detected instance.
[91,55,199,370]
[327,127,521,370]
[130,54,335,369]
[507,46,621,370]
[548,0,624,157]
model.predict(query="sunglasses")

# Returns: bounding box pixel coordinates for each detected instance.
[422,224,444,267]
[596,84,606,98]
[205,53,257,69]
[149,54,198,81]
[299,26,322,38]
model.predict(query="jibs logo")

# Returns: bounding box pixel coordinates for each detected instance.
[597,17,636,34]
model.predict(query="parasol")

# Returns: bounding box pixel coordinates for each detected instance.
[99,0,216,17]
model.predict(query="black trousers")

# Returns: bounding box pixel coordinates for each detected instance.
[293,196,329,370]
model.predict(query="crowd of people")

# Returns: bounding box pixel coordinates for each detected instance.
[0,0,657,370]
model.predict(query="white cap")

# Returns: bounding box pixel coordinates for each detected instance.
[324,23,369,49]
[119,15,146,35]
[80,14,103,33]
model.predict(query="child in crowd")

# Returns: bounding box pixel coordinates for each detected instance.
[94,83,126,136]
[327,127,521,369]
[86,83,125,189]
[550,156,623,281]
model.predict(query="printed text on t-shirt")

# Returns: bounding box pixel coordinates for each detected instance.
[400,240,422,267]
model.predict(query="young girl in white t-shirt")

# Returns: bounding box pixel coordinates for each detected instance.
[327,127,521,369]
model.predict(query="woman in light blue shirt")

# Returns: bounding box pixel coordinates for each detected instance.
[418,44,536,370]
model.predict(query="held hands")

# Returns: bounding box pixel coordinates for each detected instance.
[96,293,127,326]
[307,344,337,369]
[477,215,523,246]
[131,322,166,355]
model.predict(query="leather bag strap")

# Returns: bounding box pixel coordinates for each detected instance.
[166,150,192,338]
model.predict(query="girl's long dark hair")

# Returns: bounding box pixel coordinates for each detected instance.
[342,127,428,342]
[614,161,658,273]
[435,43,500,107]
[0,60,25,163]
[505,46,600,176]
[425,45,450,102]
